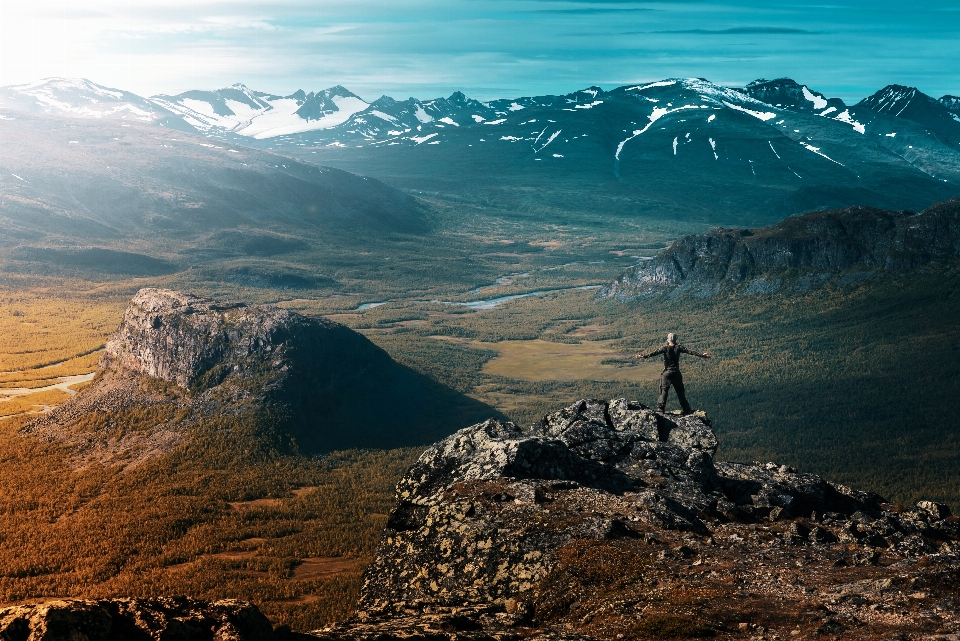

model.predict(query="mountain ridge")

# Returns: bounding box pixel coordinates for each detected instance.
[599,197,960,300]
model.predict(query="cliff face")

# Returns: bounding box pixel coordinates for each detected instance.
[316,398,960,640]
[100,289,316,389]
[600,198,960,300]
[25,288,497,463]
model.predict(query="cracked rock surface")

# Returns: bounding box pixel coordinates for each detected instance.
[316,398,960,641]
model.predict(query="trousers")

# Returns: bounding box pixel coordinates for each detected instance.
[658,370,691,413]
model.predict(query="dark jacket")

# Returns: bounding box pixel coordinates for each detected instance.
[643,344,706,373]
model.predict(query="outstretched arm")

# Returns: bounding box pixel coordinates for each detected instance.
[680,346,711,358]
[635,346,665,359]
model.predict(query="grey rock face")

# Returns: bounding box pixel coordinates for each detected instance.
[355,397,945,621]
[600,198,960,299]
[101,288,329,390]
[0,598,277,641]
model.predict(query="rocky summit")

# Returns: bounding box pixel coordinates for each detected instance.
[315,398,960,640]
[600,198,960,300]
[24,288,495,462]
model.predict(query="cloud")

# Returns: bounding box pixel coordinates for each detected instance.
[519,7,657,14]
[651,27,818,34]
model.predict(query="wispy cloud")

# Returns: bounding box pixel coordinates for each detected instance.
[0,0,955,103]
[518,7,657,14]
[652,27,818,34]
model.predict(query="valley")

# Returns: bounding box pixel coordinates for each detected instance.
[0,74,959,635]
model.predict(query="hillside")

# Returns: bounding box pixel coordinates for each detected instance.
[601,198,960,299]
[0,109,427,285]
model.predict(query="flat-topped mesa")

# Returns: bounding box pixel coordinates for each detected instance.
[100,287,327,389]
[329,398,960,639]
[27,288,499,462]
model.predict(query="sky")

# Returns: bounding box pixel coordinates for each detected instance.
[0,1,958,103]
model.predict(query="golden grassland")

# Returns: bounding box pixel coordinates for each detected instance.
[0,388,72,418]
[0,293,123,372]
[0,290,125,419]
[430,336,661,383]
[0,412,419,631]
[0,267,957,633]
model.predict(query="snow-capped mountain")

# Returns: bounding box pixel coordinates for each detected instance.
[0,78,369,140]
[942,96,960,118]
[2,75,957,227]
[0,78,190,128]
[272,76,959,226]
[150,84,367,139]
[855,85,960,145]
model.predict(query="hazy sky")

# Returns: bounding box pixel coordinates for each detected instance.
[1,1,957,102]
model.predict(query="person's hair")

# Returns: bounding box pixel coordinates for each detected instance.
[666,332,677,344]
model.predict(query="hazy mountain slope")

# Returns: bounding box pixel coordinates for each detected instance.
[0,109,428,255]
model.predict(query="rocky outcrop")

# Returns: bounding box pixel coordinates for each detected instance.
[24,288,497,462]
[317,398,960,640]
[740,78,846,114]
[600,198,960,299]
[0,598,291,641]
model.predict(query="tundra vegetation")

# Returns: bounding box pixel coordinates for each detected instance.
[0,218,958,631]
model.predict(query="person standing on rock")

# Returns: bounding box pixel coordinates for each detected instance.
[635,333,710,415]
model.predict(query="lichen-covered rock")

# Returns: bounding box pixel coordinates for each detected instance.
[0,598,276,641]
[328,397,960,641]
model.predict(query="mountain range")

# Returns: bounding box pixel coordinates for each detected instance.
[3,76,959,227]
[4,76,959,146]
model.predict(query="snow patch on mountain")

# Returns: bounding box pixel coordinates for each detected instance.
[834,110,866,134]
[723,101,776,121]
[626,81,676,92]
[801,142,844,166]
[616,104,701,160]
[802,86,827,110]
[414,106,433,123]
[535,130,562,153]
[239,95,367,138]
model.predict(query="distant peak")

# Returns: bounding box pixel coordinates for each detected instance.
[746,77,801,88]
